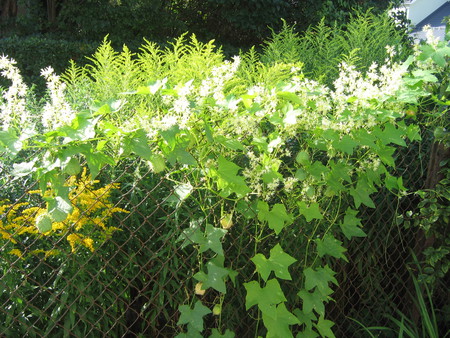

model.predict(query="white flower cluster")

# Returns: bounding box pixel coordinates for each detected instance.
[199,56,241,105]
[423,25,440,49]
[41,67,75,131]
[330,56,406,131]
[0,56,29,131]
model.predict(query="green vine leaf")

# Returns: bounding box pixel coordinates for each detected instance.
[263,303,300,338]
[35,212,53,233]
[374,123,406,147]
[244,279,287,316]
[294,308,317,330]
[315,234,348,262]
[349,179,376,208]
[83,148,115,178]
[304,266,338,297]
[45,186,73,222]
[176,327,203,338]
[297,288,326,317]
[257,201,293,235]
[199,224,227,256]
[353,129,377,149]
[177,301,211,333]
[298,201,323,222]
[210,329,235,338]
[178,220,206,249]
[314,316,335,338]
[214,156,251,198]
[60,112,98,141]
[296,327,319,338]
[122,129,152,160]
[194,260,229,293]
[0,130,22,155]
[12,160,36,177]
[251,243,297,282]
[340,208,366,240]
[332,135,358,155]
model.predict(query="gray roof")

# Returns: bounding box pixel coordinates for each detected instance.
[413,2,450,31]
[411,2,450,41]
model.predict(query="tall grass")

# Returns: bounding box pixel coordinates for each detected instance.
[262,10,411,85]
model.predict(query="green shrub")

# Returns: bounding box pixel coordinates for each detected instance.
[0,35,97,92]
[262,10,412,85]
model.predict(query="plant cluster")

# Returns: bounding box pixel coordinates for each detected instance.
[0,15,448,337]
[0,167,126,258]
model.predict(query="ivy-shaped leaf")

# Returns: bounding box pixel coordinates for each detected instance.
[12,160,36,177]
[199,224,227,256]
[332,135,358,155]
[297,289,326,317]
[340,208,366,240]
[244,279,287,317]
[214,156,251,198]
[314,316,335,338]
[296,327,319,338]
[374,123,406,147]
[194,260,229,293]
[304,266,338,297]
[294,308,317,329]
[35,213,53,233]
[60,111,98,142]
[349,179,375,208]
[315,234,348,262]
[0,130,22,155]
[209,329,235,338]
[83,149,115,179]
[257,201,293,235]
[44,186,73,222]
[176,324,204,338]
[177,220,206,249]
[122,129,152,160]
[298,201,323,222]
[263,303,300,338]
[251,244,297,282]
[177,301,211,333]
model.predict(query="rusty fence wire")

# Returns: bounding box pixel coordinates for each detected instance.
[0,134,448,337]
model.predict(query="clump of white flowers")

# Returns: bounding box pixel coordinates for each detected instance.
[329,53,407,131]
[199,56,241,104]
[0,56,29,131]
[423,25,440,49]
[41,67,75,130]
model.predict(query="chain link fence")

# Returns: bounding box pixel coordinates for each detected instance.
[0,132,448,337]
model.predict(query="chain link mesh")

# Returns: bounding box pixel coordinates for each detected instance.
[0,134,447,337]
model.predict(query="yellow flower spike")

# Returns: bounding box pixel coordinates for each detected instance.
[66,233,81,253]
[44,249,59,258]
[9,249,22,258]
[83,237,95,252]
[1,166,127,259]
[1,230,17,243]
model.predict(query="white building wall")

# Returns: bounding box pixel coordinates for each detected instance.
[402,0,448,26]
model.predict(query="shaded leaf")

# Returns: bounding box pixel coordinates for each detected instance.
[244,279,287,316]
[298,201,323,222]
[251,244,297,282]
[340,208,366,240]
[257,201,293,235]
[315,234,348,262]
[177,301,211,332]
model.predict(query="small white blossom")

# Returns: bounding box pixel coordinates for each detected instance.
[0,55,30,131]
[41,66,75,130]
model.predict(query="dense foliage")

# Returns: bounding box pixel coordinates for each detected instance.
[0,10,448,337]
[1,0,401,46]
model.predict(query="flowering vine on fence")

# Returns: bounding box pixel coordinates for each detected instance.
[0,26,448,336]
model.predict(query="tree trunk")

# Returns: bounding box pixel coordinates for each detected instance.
[1,0,18,21]
[47,0,56,22]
